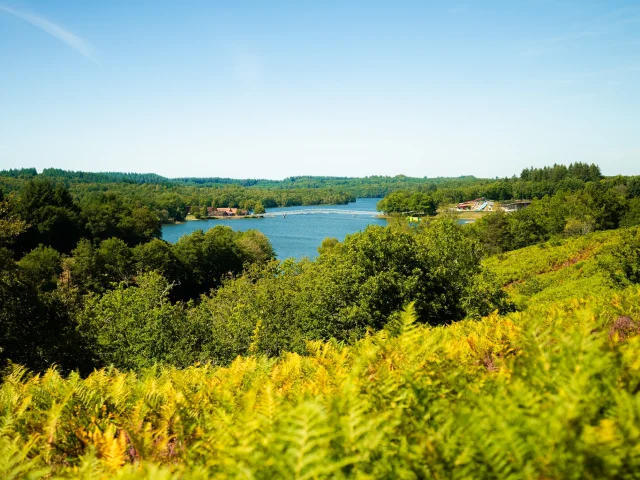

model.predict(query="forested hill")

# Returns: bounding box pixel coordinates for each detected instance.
[171,174,481,197]
[2,166,482,197]
[41,168,172,185]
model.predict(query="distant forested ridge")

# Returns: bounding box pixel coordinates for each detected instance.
[40,168,172,185]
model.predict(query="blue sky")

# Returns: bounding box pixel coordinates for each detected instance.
[0,0,639,179]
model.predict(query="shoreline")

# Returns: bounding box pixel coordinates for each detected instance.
[181,215,263,222]
[167,199,383,225]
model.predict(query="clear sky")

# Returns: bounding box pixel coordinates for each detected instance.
[0,0,639,179]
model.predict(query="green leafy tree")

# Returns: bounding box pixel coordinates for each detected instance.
[81,193,161,245]
[472,210,514,255]
[172,226,272,299]
[253,201,266,214]
[15,179,83,255]
[69,238,133,294]
[132,238,183,285]
[117,206,162,244]
[97,238,134,286]
[317,237,341,256]
[601,227,640,285]
[69,239,103,294]
[620,197,640,227]
[0,248,88,372]
[0,191,27,249]
[17,245,62,292]
[236,230,275,265]
[77,272,196,370]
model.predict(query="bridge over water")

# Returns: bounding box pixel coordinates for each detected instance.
[258,209,381,218]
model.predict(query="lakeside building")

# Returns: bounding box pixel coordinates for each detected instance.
[500,200,532,212]
[456,198,494,212]
[186,206,249,217]
[453,198,533,214]
[206,207,247,217]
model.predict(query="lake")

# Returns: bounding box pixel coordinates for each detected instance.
[161,197,388,260]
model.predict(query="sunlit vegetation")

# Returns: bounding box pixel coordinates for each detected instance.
[1,163,640,477]
[1,286,639,478]
[376,191,438,215]
[484,227,639,309]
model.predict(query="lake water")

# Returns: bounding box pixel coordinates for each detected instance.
[162,197,388,260]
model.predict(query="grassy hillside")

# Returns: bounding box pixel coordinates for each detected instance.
[484,228,629,308]
[1,229,640,479]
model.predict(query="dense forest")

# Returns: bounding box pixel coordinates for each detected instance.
[1,163,640,477]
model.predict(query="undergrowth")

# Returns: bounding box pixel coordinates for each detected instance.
[1,287,640,478]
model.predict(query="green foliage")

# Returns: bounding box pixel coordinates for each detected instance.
[2,287,640,478]
[2,162,638,378]
[600,227,640,286]
[65,227,274,301]
[0,194,27,248]
[3,167,640,476]
[317,237,341,256]
[483,228,627,309]
[0,249,87,372]
[195,221,510,360]
[520,162,602,182]
[77,273,196,370]
[235,229,275,265]
[68,239,135,295]
[252,201,266,214]
[621,197,640,227]
[377,191,437,215]
[469,183,632,255]
[472,209,514,255]
[172,226,274,299]
[67,220,508,370]
[0,167,38,178]
[131,239,183,284]
[17,245,62,292]
[80,192,161,245]
[14,179,83,255]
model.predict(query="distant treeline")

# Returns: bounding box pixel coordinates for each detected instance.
[378,162,640,208]
[376,162,640,257]
[41,168,172,185]
[0,168,485,224]
[1,167,483,198]
[413,162,609,203]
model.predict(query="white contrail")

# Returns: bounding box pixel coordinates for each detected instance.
[0,5,100,65]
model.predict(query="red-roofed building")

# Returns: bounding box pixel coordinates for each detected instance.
[206,207,247,217]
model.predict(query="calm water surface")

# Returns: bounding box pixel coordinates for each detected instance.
[162,198,387,260]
